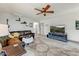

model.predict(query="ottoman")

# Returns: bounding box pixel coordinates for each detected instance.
[22,37,33,45]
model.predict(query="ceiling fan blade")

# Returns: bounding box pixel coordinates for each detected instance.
[36,13,42,15]
[44,5,50,11]
[35,8,42,12]
[46,11,54,13]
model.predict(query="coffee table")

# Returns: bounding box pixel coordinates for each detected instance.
[22,37,34,44]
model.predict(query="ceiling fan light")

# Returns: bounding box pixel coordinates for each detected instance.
[35,4,54,16]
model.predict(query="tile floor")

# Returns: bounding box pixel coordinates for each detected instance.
[22,35,79,56]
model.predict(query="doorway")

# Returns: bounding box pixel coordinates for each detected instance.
[33,22,39,35]
[40,23,44,35]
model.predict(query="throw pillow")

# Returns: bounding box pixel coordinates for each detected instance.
[8,38,21,45]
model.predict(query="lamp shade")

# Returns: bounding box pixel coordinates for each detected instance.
[0,43,2,51]
[0,24,9,36]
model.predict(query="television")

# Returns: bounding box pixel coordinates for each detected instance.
[50,25,65,33]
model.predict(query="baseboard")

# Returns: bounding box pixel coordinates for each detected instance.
[69,40,79,44]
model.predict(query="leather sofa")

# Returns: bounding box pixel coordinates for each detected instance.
[0,36,26,56]
[10,30,35,41]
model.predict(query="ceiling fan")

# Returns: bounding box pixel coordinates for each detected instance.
[35,4,54,16]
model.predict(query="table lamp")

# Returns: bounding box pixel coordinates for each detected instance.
[0,24,9,51]
[0,24,9,36]
[0,43,2,51]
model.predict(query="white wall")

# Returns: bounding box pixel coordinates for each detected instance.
[0,13,34,32]
[40,7,79,42]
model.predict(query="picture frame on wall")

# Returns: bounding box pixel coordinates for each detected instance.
[29,23,33,27]
[6,19,10,28]
[76,20,79,30]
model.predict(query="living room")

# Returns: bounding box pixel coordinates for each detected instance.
[1,3,79,56]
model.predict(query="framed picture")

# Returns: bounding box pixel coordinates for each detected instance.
[50,25,65,33]
[76,20,79,30]
[29,23,33,27]
[6,19,10,28]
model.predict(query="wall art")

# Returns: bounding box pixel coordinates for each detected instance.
[76,20,79,30]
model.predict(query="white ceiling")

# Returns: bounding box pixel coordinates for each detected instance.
[0,3,79,21]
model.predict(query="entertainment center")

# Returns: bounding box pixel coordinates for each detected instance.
[47,25,67,42]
